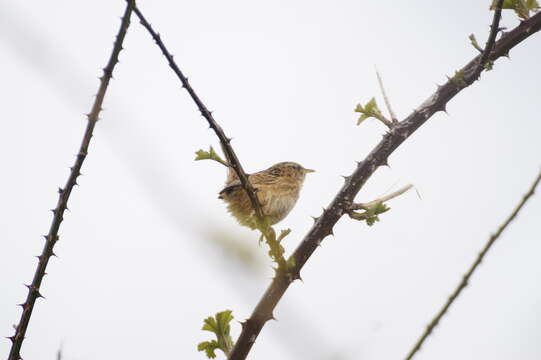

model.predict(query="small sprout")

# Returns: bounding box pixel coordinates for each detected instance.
[354,98,388,126]
[469,34,495,71]
[364,202,390,226]
[347,185,411,226]
[277,229,291,243]
[469,34,483,53]
[451,70,467,88]
[197,310,235,359]
[491,0,540,20]
[195,146,230,167]
[348,202,390,226]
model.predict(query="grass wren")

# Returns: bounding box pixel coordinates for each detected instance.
[219,162,314,229]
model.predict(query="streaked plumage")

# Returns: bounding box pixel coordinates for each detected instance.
[219,162,314,229]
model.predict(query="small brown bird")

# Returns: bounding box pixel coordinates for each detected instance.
[219,162,314,229]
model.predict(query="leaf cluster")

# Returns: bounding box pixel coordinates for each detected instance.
[195,146,230,167]
[197,310,235,359]
[491,0,539,19]
[349,202,390,226]
[354,98,386,125]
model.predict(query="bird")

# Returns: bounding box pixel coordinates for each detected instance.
[219,162,314,229]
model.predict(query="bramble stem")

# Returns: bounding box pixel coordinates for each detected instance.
[7,3,134,359]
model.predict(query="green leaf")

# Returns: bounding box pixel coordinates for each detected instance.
[198,310,235,359]
[195,146,218,161]
[195,146,229,167]
[198,341,219,359]
[354,97,386,125]
[491,0,539,19]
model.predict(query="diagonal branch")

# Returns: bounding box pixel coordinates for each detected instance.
[132,3,265,223]
[227,10,541,360]
[404,169,541,360]
[7,2,134,359]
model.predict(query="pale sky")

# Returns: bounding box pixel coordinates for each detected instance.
[1,1,540,359]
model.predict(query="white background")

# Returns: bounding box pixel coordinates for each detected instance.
[1,1,540,359]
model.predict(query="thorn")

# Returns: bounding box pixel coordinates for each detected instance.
[341,175,351,181]
[58,187,64,194]
[381,159,389,167]
[35,291,44,299]
[328,229,334,237]
[7,335,15,344]
[292,271,303,282]
[266,313,276,322]
[436,103,448,114]
[226,137,232,144]
[310,216,319,223]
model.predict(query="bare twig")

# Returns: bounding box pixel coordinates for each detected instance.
[349,184,413,210]
[227,11,541,360]
[476,0,504,74]
[7,3,134,360]
[405,169,541,360]
[375,67,398,123]
[132,3,265,223]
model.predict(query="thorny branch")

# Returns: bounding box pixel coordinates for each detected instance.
[132,3,288,269]
[131,4,264,223]
[405,169,541,360]
[7,2,134,359]
[227,9,541,360]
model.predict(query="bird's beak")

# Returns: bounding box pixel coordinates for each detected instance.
[304,168,315,174]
